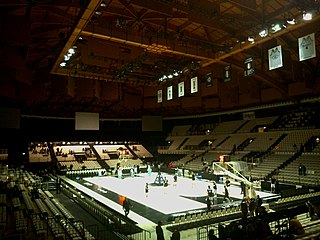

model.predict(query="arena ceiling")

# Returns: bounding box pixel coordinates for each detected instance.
[0,0,320,118]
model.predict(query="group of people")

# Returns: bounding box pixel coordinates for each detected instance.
[206,182,218,210]
[240,195,264,220]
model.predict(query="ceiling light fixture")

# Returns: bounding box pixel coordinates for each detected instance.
[302,12,312,21]
[271,24,282,33]
[286,18,296,25]
[259,29,268,38]
[100,1,107,7]
[247,36,255,42]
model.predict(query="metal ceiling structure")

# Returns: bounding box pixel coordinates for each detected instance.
[0,0,320,118]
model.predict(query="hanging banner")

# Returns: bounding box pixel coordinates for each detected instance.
[178,81,185,97]
[299,33,316,61]
[191,76,198,93]
[205,73,212,87]
[167,86,173,100]
[157,89,162,103]
[224,65,231,82]
[268,45,283,70]
[244,57,254,76]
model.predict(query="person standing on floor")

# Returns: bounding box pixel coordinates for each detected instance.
[212,181,217,196]
[171,229,180,240]
[145,183,149,198]
[123,197,132,217]
[156,221,165,240]
[224,185,231,202]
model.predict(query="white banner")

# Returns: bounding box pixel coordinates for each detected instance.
[157,89,162,103]
[191,76,198,93]
[299,33,316,61]
[178,82,185,97]
[167,86,173,100]
[268,45,283,70]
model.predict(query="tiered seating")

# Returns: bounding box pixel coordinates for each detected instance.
[129,144,153,158]
[0,194,6,231]
[230,151,250,161]
[51,198,74,220]
[170,125,192,136]
[28,145,51,163]
[244,132,283,151]
[0,149,8,161]
[276,191,320,204]
[47,218,65,239]
[93,145,111,160]
[172,153,198,167]
[217,134,250,151]
[275,129,320,152]
[182,135,208,150]
[277,153,320,185]
[106,158,144,169]
[212,120,247,134]
[295,214,320,240]
[166,136,189,151]
[30,214,46,238]
[60,160,101,171]
[237,116,278,133]
[35,199,49,216]
[44,198,62,218]
[21,191,35,213]
[15,210,27,233]
[275,111,317,129]
[170,205,242,231]
[249,152,294,179]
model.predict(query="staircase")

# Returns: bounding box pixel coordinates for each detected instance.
[267,150,303,180]
[177,137,189,150]
[97,160,111,171]
[124,144,139,159]
[48,143,57,162]
[89,144,101,160]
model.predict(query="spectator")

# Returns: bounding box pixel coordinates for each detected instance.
[208,229,218,240]
[240,198,248,220]
[248,198,256,217]
[122,198,132,217]
[156,221,165,240]
[289,216,305,236]
[171,229,180,240]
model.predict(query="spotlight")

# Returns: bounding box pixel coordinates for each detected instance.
[100,1,107,7]
[259,29,268,38]
[64,55,70,61]
[95,11,102,15]
[271,23,281,33]
[303,12,312,21]
[60,62,66,67]
[247,36,255,42]
[68,48,75,54]
[286,18,296,25]
[168,74,173,79]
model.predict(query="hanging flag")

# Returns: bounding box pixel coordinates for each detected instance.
[299,33,316,61]
[244,57,254,76]
[191,76,198,93]
[157,89,162,103]
[178,81,185,97]
[167,86,173,100]
[205,73,212,87]
[224,65,231,82]
[268,45,283,70]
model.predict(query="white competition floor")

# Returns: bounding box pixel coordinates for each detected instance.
[83,172,276,217]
